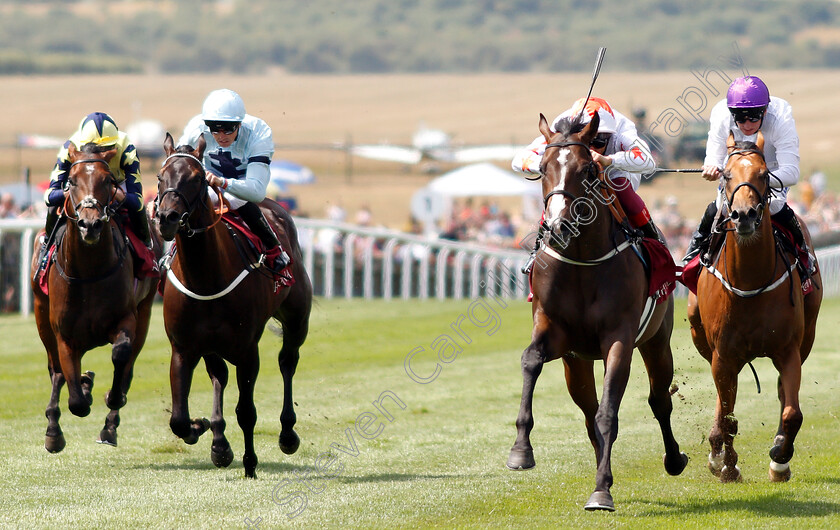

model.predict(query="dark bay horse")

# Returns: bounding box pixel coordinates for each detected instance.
[507,113,687,511]
[30,143,162,451]
[687,133,822,483]
[155,133,312,478]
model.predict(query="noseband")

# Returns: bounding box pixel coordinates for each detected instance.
[540,141,599,210]
[65,158,118,222]
[157,153,210,236]
[721,148,771,227]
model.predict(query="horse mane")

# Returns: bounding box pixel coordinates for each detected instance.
[732,140,760,151]
[79,142,110,154]
[174,144,195,154]
[552,116,586,139]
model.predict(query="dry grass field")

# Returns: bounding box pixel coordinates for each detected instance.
[2,70,839,227]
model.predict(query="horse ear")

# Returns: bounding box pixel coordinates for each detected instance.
[102,147,118,163]
[195,135,206,159]
[726,132,736,150]
[67,142,78,160]
[163,132,175,155]
[538,113,551,141]
[580,111,599,144]
[755,131,765,152]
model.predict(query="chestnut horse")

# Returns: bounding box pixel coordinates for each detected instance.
[155,133,312,478]
[687,133,822,483]
[507,113,687,511]
[30,143,162,451]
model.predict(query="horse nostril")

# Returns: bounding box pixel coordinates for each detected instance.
[747,208,758,220]
[730,210,740,221]
[163,211,179,225]
[91,219,102,232]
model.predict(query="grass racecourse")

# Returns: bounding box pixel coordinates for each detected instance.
[0,296,838,529]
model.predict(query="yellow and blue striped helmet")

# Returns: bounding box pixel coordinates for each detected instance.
[76,112,120,147]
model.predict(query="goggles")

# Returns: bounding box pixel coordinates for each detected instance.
[590,133,611,149]
[205,121,240,134]
[730,107,765,124]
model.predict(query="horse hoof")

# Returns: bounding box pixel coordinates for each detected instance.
[97,429,118,447]
[105,390,127,410]
[45,434,66,453]
[212,445,234,468]
[664,451,689,476]
[81,371,95,390]
[279,431,300,455]
[245,469,257,479]
[506,448,535,470]
[584,490,615,512]
[720,465,742,483]
[769,461,791,482]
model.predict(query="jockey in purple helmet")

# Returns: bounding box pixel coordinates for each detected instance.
[683,75,813,281]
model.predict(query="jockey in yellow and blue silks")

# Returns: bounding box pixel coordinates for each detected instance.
[42,112,150,244]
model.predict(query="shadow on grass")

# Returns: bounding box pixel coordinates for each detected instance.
[635,491,839,518]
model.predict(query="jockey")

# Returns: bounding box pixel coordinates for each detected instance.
[179,88,290,271]
[683,75,812,279]
[37,112,150,273]
[513,97,661,274]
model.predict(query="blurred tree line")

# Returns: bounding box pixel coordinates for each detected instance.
[1,0,840,75]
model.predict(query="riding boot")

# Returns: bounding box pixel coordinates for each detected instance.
[237,202,290,271]
[683,201,718,264]
[771,203,814,281]
[34,206,61,280]
[128,206,152,249]
[639,218,665,245]
[521,222,546,275]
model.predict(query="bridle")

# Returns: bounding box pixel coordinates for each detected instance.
[157,152,222,236]
[64,158,119,222]
[720,147,772,228]
[539,140,599,210]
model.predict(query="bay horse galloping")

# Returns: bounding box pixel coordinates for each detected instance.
[30,143,162,451]
[507,113,687,511]
[155,133,312,478]
[687,133,822,483]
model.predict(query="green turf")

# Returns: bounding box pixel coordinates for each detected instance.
[1,296,838,529]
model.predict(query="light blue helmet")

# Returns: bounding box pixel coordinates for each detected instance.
[201,89,245,122]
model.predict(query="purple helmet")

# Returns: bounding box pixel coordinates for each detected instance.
[727,76,770,108]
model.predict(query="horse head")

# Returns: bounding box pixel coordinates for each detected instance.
[537,111,600,248]
[65,143,118,245]
[722,132,769,240]
[156,133,208,241]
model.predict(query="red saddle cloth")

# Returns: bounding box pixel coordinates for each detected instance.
[37,227,159,296]
[639,237,677,304]
[220,212,295,288]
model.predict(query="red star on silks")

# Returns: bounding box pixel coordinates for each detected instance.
[630,147,645,160]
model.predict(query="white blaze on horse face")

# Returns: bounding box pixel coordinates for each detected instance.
[545,149,571,223]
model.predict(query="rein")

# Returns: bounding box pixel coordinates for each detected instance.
[706,146,796,298]
[538,140,633,266]
[157,152,228,236]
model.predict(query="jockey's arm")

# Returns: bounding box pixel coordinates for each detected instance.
[223,158,271,203]
[702,102,731,182]
[769,110,800,188]
[121,148,144,212]
[44,144,72,207]
[607,136,655,174]
[511,135,546,176]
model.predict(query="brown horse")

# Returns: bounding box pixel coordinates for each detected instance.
[155,133,312,478]
[687,133,822,483]
[30,143,162,451]
[507,113,687,511]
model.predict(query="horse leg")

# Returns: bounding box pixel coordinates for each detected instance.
[277,319,308,455]
[562,357,600,463]
[687,292,713,364]
[235,347,260,478]
[637,318,689,477]
[105,320,137,411]
[585,337,633,512]
[708,355,741,482]
[768,352,803,482]
[507,332,550,471]
[57,341,91,417]
[204,354,234,468]
[169,348,210,445]
[44,367,67,453]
